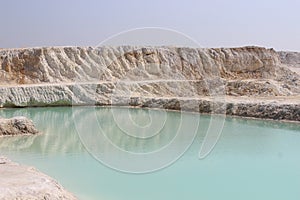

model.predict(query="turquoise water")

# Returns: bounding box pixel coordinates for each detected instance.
[0,107,300,200]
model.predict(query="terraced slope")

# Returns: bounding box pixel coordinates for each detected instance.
[0,46,299,120]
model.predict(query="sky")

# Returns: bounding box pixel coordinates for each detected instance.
[0,0,299,51]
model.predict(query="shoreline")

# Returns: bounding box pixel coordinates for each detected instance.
[0,156,77,200]
[0,45,299,199]
[0,103,298,199]
[1,88,299,121]
[1,103,300,124]
[0,46,299,122]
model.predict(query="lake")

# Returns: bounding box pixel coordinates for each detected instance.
[0,107,299,200]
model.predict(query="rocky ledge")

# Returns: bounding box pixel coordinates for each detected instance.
[0,116,39,136]
[0,46,299,121]
[0,156,77,200]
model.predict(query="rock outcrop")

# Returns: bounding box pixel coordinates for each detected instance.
[278,51,300,75]
[0,156,77,200]
[0,116,39,136]
[0,46,299,121]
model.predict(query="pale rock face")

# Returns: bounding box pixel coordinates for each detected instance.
[278,51,300,75]
[0,46,284,83]
[0,46,299,121]
[279,51,300,67]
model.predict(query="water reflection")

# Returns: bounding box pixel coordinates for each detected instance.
[0,107,299,157]
[0,107,299,200]
[0,107,84,155]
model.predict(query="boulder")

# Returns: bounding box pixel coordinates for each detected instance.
[0,116,39,136]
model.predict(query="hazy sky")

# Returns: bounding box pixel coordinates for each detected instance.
[1,0,299,51]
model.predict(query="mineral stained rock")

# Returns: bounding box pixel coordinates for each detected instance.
[0,116,39,136]
[0,156,77,200]
[0,46,299,121]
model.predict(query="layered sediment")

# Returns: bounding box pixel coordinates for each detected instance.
[0,46,299,121]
